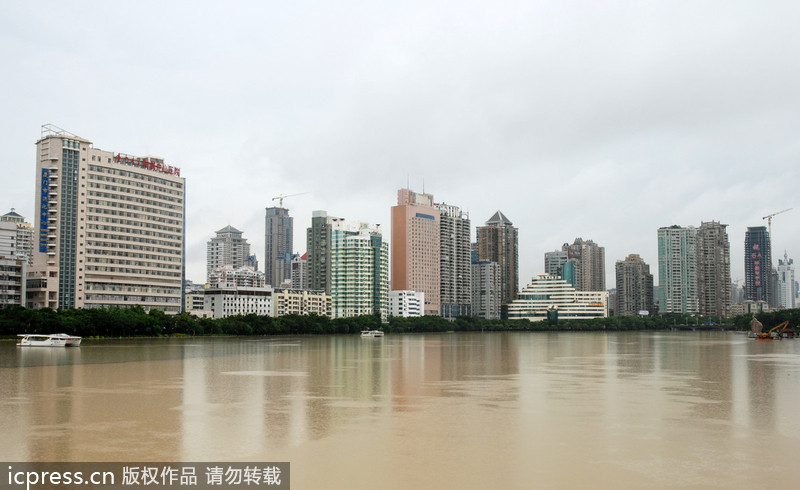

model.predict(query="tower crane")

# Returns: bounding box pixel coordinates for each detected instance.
[272,192,308,208]
[762,208,792,238]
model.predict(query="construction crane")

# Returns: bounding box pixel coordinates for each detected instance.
[762,208,792,238]
[272,192,308,208]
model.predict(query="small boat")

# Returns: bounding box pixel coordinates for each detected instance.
[17,333,82,347]
[361,330,385,338]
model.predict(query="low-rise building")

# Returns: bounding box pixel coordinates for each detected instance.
[209,265,265,288]
[184,280,212,318]
[204,284,274,319]
[388,290,424,317]
[507,274,608,321]
[274,288,331,317]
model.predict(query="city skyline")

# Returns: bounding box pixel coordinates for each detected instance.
[1,2,798,292]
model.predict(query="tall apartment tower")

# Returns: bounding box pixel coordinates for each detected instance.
[657,225,698,314]
[744,226,771,304]
[265,207,293,288]
[471,260,501,319]
[330,220,389,319]
[28,125,185,312]
[391,188,441,315]
[544,250,568,277]
[290,253,308,290]
[476,211,518,305]
[614,254,654,316]
[775,252,795,309]
[696,221,731,317]
[1,209,34,265]
[562,238,605,291]
[434,202,471,318]
[306,210,339,294]
[206,225,251,282]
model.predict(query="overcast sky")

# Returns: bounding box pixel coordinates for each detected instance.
[2,1,799,289]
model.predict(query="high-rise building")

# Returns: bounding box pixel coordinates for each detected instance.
[265,206,293,288]
[615,254,654,316]
[544,250,568,277]
[28,125,185,312]
[0,256,27,307]
[0,222,16,258]
[206,225,251,282]
[1,209,34,265]
[776,252,795,309]
[657,225,698,314]
[471,259,501,320]
[330,220,389,318]
[391,188,441,315]
[290,253,308,290]
[744,226,771,305]
[434,202,471,318]
[696,221,731,317]
[306,210,339,294]
[562,238,605,292]
[476,211,518,306]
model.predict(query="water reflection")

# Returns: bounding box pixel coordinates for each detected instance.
[1,332,799,488]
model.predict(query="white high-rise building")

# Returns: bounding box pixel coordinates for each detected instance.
[28,125,185,312]
[331,220,389,319]
[776,252,795,309]
[1,209,34,265]
[657,225,698,314]
[434,202,471,318]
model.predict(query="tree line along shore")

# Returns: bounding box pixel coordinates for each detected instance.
[1,306,798,339]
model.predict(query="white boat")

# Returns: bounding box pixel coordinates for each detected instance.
[17,333,81,347]
[361,330,385,338]
[52,333,82,346]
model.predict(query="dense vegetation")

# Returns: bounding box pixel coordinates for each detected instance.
[1,306,798,338]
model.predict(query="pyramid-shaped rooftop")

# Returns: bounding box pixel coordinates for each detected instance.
[485,210,512,226]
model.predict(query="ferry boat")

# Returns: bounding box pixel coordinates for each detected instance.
[17,333,82,347]
[360,330,385,338]
[52,333,82,346]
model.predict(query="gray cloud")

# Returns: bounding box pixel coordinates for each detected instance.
[1,1,798,289]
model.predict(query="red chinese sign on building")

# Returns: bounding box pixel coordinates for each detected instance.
[115,154,181,177]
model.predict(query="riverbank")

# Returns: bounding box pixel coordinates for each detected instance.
[4,305,792,338]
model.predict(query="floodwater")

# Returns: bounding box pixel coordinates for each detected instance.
[1,331,799,489]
